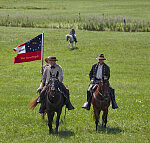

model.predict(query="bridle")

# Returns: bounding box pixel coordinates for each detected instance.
[93,80,110,104]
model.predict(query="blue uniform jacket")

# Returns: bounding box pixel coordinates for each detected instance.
[89,62,110,81]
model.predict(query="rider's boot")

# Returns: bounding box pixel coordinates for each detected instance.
[110,88,118,109]
[39,89,47,114]
[73,35,77,42]
[39,100,46,115]
[64,89,75,110]
[75,38,77,43]
[82,91,92,110]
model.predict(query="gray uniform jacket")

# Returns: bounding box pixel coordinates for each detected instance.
[42,64,64,85]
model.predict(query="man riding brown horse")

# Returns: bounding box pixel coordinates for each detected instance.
[38,56,74,116]
[82,54,118,110]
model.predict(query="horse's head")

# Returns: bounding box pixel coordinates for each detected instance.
[66,34,69,41]
[98,80,104,93]
[97,79,109,96]
[47,72,63,107]
[103,80,109,91]
[102,80,110,98]
[48,72,60,98]
[66,34,73,43]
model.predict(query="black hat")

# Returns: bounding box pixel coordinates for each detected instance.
[45,56,58,63]
[96,54,106,60]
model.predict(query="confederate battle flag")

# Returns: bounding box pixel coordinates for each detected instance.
[13,33,43,64]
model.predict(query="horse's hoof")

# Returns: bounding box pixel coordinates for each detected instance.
[102,123,106,128]
[49,129,53,134]
[55,129,58,134]
[41,113,45,119]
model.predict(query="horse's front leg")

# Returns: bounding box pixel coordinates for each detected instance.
[93,106,100,131]
[75,42,76,48]
[102,109,108,128]
[71,42,73,48]
[68,42,70,48]
[55,108,62,134]
[47,111,54,134]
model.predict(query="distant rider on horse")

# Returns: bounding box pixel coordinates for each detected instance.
[82,54,118,110]
[38,56,74,115]
[70,28,77,42]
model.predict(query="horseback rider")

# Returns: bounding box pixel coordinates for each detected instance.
[38,56,74,114]
[82,54,118,110]
[70,28,77,42]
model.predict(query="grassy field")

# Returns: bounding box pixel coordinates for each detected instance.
[0,26,150,143]
[0,0,150,31]
[0,0,150,143]
[0,0,150,19]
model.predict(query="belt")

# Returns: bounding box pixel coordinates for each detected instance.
[95,78,101,80]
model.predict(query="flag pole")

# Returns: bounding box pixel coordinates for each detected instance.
[41,32,44,75]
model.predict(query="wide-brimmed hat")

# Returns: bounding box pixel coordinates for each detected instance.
[96,54,106,60]
[45,56,58,63]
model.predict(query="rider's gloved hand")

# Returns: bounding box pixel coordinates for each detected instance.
[36,82,45,93]
[36,88,42,93]
[104,76,108,80]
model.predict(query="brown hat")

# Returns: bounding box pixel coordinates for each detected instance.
[96,54,106,60]
[45,56,58,63]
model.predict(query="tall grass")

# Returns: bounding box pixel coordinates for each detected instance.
[82,16,150,32]
[0,14,150,32]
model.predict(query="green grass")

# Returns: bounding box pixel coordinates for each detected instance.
[0,26,150,142]
[0,0,150,142]
[0,0,150,20]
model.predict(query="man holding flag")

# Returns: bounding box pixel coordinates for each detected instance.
[14,33,74,119]
[38,56,74,116]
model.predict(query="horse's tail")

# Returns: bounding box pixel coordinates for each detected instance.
[29,96,39,110]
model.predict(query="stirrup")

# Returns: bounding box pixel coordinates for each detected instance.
[112,101,119,109]
[82,102,88,108]
[82,102,90,110]
[112,104,118,109]
[67,103,75,110]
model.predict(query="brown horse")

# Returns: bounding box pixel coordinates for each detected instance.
[92,79,111,131]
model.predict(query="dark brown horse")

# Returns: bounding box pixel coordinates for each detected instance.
[92,79,111,131]
[46,74,65,134]
[29,73,65,134]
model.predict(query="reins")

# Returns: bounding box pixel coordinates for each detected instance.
[47,88,62,107]
[93,81,109,104]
